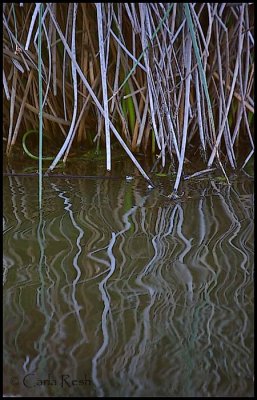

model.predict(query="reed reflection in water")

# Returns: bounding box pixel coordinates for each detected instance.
[3,173,254,397]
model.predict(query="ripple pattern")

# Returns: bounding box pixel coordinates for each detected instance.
[3,174,254,397]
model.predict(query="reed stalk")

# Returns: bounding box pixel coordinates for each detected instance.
[38,3,43,209]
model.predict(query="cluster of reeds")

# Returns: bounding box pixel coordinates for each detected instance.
[3,3,254,191]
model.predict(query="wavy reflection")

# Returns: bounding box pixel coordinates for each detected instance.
[3,172,254,397]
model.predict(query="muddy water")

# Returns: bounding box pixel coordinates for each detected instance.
[3,159,254,397]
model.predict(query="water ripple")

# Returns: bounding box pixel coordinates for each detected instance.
[3,174,254,397]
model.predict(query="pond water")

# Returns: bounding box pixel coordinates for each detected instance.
[3,157,254,397]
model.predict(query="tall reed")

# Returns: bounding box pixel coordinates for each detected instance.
[38,3,43,209]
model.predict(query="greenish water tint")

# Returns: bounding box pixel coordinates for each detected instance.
[3,160,254,397]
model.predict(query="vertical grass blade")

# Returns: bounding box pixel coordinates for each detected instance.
[96,3,111,171]
[6,67,17,155]
[173,33,192,193]
[48,3,78,169]
[38,3,43,209]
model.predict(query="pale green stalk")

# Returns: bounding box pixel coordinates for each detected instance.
[38,3,43,209]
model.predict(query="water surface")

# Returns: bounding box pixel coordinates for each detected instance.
[3,161,254,397]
